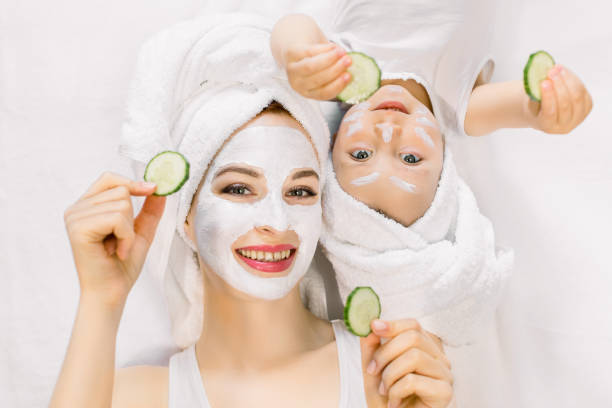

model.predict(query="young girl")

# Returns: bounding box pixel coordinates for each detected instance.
[50,14,455,408]
[269,13,592,347]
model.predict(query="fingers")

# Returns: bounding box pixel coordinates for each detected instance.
[284,42,337,64]
[367,326,451,377]
[372,318,421,339]
[289,46,345,77]
[549,65,572,129]
[387,374,454,408]
[560,66,593,127]
[80,172,156,200]
[68,211,135,260]
[379,348,453,396]
[307,72,351,100]
[304,53,352,89]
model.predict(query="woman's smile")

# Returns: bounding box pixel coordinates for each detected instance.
[234,244,297,274]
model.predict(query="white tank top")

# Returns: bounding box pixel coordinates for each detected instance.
[168,320,368,408]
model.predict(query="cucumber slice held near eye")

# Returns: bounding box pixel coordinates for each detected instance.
[523,50,556,102]
[343,286,382,337]
[144,151,190,196]
[337,52,382,104]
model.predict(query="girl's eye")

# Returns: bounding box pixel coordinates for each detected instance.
[223,184,252,195]
[287,187,317,198]
[401,153,421,164]
[350,149,372,160]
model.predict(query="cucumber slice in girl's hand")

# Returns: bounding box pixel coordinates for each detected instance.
[144,151,190,196]
[523,50,555,102]
[337,52,381,104]
[343,286,381,337]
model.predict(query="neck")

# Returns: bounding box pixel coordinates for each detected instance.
[195,266,333,371]
[381,78,433,112]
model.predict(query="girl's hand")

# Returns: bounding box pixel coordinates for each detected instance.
[64,172,166,307]
[284,42,353,100]
[526,64,593,134]
[361,319,454,408]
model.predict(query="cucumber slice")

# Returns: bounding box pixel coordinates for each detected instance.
[144,151,190,196]
[343,286,381,337]
[523,50,555,102]
[337,52,381,104]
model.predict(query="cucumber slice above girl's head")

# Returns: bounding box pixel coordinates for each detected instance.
[337,52,381,105]
[343,286,381,337]
[523,50,556,102]
[144,151,190,196]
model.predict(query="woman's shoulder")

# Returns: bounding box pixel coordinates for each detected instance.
[113,365,169,408]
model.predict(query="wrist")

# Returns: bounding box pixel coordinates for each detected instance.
[79,290,127,320]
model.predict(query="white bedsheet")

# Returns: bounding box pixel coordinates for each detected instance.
[1,1,610,407]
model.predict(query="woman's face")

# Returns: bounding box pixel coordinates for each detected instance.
[332,85,444,227]
[185,112,322,300]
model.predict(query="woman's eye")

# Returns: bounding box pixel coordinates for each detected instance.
[223,184,252,195]
[350,150,372,160]
[287,187,317,198]
[401,153,422,164]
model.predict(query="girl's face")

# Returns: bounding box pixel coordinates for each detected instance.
[185,112,322,300]
[332,85,444,227]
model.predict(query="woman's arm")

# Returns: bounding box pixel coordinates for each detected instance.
[49,173,165,408]
[270,14,352,100]
[464,65,592,136]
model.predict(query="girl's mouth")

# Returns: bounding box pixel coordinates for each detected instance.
[235,244,297,273]
[374,101,409,114]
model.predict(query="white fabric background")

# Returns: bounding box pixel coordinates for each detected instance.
[1,1,610,407]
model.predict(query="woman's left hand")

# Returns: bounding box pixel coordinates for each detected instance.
[361,319,454,408]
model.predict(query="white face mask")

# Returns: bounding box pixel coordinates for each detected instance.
[193,126,322,300]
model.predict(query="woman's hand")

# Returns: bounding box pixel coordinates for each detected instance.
[284,42,353,100]
[525,64,593,134]
[361,319,454,408]
[64,172,166,307]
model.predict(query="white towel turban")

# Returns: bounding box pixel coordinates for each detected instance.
[118,13,330,348]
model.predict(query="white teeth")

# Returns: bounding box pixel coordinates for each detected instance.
[239,249,293,261]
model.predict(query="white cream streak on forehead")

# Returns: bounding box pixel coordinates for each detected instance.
[351,172,380,186]
[344,110,365,123]
[346,121,363,137]
[375,123,394,143]
[389,176,416,193]
[416,116,436,128]
[415,127,435,147]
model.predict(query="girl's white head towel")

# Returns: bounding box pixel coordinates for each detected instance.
[119,14,329,348]
[313,146,513,346]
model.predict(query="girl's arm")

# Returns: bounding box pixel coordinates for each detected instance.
[49,173,165,408]
[464,65,592,136]
[270,14,352,100]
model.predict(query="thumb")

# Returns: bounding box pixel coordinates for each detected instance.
[129,194,166,267]
[360,332,381,372]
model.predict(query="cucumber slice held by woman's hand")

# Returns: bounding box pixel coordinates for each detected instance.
[144,151,190,196]
[523,50,555,102]
[343,286,381,337]
[337,52,381,104]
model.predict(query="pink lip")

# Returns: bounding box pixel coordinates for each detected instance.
[235,244,297,273]
[374,101,409,114]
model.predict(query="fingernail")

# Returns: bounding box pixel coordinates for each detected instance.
[140,181,157,189]
[343,73,351,81]
[379,381,385,396]
[541,80,551,90]
[549,66,561,79]
[343,56,352,66]
[336,47,346,56]
[372,319,387,332]
[367,360,377,375]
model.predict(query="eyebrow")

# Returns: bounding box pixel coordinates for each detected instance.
[292,169,319,180]
[214,166,261,178]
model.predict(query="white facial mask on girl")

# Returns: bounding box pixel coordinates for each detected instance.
[193,126,322,300]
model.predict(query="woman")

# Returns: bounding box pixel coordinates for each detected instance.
[50,14,454,408]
